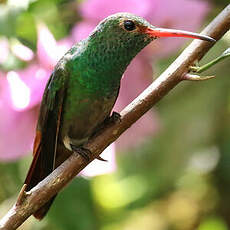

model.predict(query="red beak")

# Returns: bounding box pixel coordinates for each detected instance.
[145,27,215,42]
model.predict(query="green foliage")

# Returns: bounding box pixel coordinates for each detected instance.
[16,11,37,49]
[48,178,99,230]
[198,217,228,230]
[0,5,21,37]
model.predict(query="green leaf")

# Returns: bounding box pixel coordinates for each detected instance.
[47,178,99,230]
[15,11,37,50]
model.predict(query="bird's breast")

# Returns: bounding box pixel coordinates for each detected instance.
[60,89,118,147]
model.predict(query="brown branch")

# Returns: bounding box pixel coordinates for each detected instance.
[1,4,230,230]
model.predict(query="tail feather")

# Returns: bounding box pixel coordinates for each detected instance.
[24,146,57,219]
[23,139,72,219]
[23,131,57,220]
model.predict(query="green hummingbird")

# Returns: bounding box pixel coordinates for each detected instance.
[23,12,215,219]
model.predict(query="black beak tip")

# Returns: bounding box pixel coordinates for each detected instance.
[206,36,216,43]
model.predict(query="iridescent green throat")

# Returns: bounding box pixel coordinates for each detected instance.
[66,16,153,96]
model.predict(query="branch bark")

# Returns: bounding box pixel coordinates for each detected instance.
[1,4,230,230]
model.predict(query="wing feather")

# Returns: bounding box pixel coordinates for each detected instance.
[22,67,68,219]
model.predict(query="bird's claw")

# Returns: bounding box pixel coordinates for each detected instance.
[110,111,121,123]
[71,145,91,161]
[71,145,107,162]
[103,111,121,126]
[96,156,108,162]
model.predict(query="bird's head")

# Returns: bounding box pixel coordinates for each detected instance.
[90,12,214,50]
[86,13,214,75]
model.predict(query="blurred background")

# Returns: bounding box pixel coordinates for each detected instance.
[0,0,230,229]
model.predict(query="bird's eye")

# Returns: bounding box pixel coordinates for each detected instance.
[124,20,136,31]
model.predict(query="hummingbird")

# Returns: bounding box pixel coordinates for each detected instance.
[23,12,215,219]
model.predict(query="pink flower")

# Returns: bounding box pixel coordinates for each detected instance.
[80,0,156,21]
[0,37,34,63]
[11,42,34,61]
[0,65,50,161]
[37,23,72,70]
[147,0,210,59]
[115,58,160,150]
[0,24,72,162]
[0,75,38,161]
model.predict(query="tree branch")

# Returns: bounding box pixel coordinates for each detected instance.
[1,4,230,230]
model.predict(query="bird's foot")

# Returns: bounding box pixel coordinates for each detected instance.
[104,111,121,125]
[71,145,107,162]
[71,145,91,161]
[110,111,121,123]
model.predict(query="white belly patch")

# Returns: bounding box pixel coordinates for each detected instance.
[63,135,88,151]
